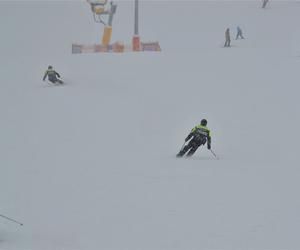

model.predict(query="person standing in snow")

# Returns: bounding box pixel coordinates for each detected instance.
[236,26,244,40]
[224,28,231,47]
[176,119,212,157]
[43,66,63,84]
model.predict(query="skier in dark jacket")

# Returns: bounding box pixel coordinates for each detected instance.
[224,28,231,47]
[236,26,244,40]
[176,119,212,157]
[43,66,63,84]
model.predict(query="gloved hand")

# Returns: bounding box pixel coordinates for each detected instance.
[207,144,211,150]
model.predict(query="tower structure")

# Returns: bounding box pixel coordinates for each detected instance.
[132,0,141,51]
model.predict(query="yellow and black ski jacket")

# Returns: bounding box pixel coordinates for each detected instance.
[43,69,60,81]
[185,124,211,148]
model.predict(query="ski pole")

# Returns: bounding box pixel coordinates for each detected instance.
[0,214,23,226]
[209,149,219,160]
[180,141,186,151]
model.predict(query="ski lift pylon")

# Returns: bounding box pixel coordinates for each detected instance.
[86,0,117,45]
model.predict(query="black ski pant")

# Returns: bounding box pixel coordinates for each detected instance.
[224,39,231,47]
[236,33,244,39]
[177,138,206,157]
[49,77,63,84]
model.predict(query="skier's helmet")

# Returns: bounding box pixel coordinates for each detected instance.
[48,65,53,69]
[201,119,207,126]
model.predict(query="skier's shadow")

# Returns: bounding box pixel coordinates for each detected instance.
[42,80,68,88]
[45,82,65,87]
[220,44,238,48]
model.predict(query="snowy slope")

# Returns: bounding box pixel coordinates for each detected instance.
[1,0,300,249]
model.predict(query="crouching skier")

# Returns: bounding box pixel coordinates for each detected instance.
[43,66,63,84]
[176,119,211,157]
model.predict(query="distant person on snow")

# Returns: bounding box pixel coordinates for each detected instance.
[43,66,63,84]
[224,28,231,47]
[236,26,244,39]
[176,119,212,157]
[262,0,269,8]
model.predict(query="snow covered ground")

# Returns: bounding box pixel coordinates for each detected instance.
[1,0,300,249]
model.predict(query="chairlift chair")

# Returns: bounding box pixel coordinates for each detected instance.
[87,0,107,14]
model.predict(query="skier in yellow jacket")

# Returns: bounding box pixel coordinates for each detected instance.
[43,66,63,84]
[176,119,212,157]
